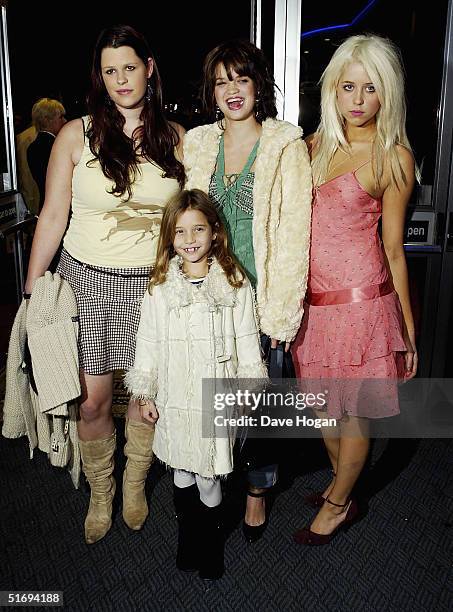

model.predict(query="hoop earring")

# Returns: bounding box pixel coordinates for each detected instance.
[145,80,153,102]
[255,92,262,122]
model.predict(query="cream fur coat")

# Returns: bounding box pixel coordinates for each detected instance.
[184,118,313,342]
[124,258,268,478]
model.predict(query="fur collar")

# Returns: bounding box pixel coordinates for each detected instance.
[185,117,302,153]
[159,256,237,310]
[184,118,303,195]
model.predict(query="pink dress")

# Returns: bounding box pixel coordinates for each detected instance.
[292,168,407,419]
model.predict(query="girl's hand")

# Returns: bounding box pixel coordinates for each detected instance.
[402,330,418,381]
[270,338,291,352]
[138,399,159,424]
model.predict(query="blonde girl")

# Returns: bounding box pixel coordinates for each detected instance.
[125,189,267,579]
[292,34,417,545]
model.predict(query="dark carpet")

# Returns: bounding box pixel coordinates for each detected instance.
[0,425,452,612]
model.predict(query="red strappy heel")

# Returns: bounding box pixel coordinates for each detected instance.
[294,497,359,546]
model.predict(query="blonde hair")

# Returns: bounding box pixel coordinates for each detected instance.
[312,34,418,189]
[31,98,65,132]
[150,189,245,290]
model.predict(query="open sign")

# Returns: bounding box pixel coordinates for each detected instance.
[404,211,435,245]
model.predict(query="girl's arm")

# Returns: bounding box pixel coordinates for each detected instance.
[234,281,269,380]
[259,138,313,347]
[127,291,160,423]
[24,119,84,294]
[124,289,160,401]
[381,145,417,378]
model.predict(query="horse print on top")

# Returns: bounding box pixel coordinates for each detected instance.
[102,200,164,244]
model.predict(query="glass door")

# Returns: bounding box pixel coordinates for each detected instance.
[0,4,15,193]
[431,0,453,376]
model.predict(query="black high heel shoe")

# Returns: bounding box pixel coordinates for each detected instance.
[294,497,358,546]
[242,489,269,544]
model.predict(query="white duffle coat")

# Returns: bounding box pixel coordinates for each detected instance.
[124,257,268,478]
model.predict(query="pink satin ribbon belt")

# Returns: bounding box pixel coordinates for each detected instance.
[306,279,394,306]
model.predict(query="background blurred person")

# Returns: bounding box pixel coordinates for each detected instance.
[27,98,67,211]
[16,121,39,214]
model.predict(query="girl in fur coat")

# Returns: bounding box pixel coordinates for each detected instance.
[125,189,267,581]
[184,39,312,541]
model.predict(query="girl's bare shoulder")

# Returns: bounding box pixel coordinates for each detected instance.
[59,118,85,142]
[395,144,415,172]
[49,118,85,167]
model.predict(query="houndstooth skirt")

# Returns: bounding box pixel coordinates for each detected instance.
[56,248,150,375]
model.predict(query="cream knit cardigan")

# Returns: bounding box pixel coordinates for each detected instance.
[184,118,313,342]
[2,273,81,487]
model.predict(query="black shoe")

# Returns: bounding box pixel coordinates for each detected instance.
[173,484,200,572]
[242,489,269,544]
[198,502,225,581]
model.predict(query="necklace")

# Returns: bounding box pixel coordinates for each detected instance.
[178,256,213,281]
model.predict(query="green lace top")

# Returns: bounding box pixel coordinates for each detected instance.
[208,134,259,287]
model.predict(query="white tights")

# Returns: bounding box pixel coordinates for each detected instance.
[173,469,222,508]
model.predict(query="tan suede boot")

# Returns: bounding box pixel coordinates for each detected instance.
[79,432,116,544]
[122,418,154,530]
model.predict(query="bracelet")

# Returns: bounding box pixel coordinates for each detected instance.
[23,292,31,300]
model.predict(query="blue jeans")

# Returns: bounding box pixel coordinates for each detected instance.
[248,464,278,489]
[246,334,282,489]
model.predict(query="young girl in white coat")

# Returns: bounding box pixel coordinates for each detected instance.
[125,189,267,580]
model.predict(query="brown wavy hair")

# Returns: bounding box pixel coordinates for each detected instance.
[86,24,184,200]
[150,189,245,290]
[201,39,278,123]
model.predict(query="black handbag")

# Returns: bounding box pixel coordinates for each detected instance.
[234,335,295,471]
[260,335,296,379]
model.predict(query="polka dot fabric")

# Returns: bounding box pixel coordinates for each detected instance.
[292,170,407,419]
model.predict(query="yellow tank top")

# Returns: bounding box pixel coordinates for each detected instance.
[63,117,180,268]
